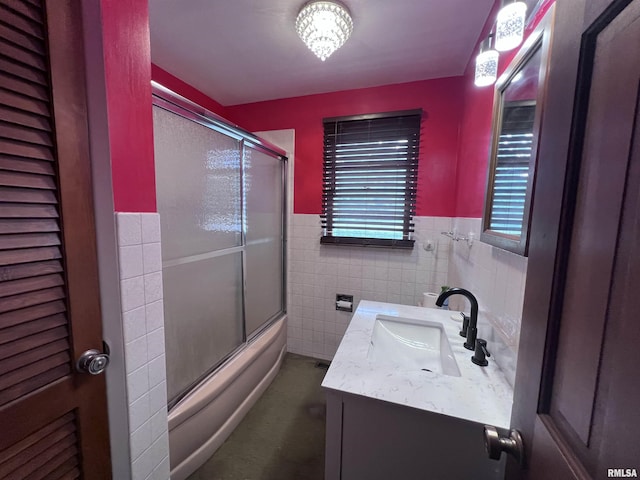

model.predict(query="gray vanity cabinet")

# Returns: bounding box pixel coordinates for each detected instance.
[324,389,505,480]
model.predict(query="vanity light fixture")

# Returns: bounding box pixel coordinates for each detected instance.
[474,35,499,87]
[495,0,527,51]
[295,1,353,61]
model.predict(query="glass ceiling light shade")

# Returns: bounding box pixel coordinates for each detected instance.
[495,1,527,52]
[296,1,353,61]
[475,37,499,87]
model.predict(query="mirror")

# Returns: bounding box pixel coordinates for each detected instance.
[481,5,555,256]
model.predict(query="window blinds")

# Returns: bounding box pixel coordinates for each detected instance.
[321,110,422,248]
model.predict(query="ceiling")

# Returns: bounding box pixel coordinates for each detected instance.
[149,0,496,106]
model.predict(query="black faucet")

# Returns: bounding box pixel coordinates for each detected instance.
[435,288,478,351]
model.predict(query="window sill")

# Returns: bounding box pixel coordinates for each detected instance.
[320,236,414,249]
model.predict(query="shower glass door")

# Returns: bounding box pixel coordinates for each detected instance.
[152,96,286,406]
[153,105,245,402]
[244,145,284,337]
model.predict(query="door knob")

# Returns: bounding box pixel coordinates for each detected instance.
[76,349,110,375]
[483,425,525,465]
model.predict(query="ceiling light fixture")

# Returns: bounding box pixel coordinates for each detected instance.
[296,1,353,61]
[495,0,527,52]
[475,35,499,87]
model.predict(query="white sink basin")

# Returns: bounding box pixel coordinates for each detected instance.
[367,314,461,377]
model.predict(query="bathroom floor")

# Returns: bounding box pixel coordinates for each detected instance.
[187,353,327,480]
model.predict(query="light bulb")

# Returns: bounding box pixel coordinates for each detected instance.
[495,2,527,52]
[475,49,499,87]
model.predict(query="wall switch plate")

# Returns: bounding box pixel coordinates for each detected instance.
[336,294,354,312]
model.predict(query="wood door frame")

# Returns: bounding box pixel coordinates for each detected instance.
[509,0,629,475]
[77,1,133,477]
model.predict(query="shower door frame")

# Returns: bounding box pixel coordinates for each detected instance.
[151,82,288,409]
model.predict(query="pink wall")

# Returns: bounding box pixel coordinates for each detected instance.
[226,79,465,216]
[455,71,494,218]
[152,65,228,118]
[100,0,554,217]
[454,0,556,217]
[101,0,156,212]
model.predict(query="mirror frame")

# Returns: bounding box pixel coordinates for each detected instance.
[480,5,556,256]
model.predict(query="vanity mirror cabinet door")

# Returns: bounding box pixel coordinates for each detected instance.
[480,8,555,256]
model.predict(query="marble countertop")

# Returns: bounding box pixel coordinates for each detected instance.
[322,300,514,428]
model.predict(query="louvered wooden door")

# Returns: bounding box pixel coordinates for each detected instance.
[0,0,111,478]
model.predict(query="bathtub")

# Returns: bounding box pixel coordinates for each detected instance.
[167,315,287,480]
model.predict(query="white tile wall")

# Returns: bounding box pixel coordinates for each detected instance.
[447,217,528,386]
[252,131,526,397]
[116,213,170,480]
[286,214,453,360]
[285,213,528,385]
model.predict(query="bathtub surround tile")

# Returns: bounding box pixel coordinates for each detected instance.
[149,381,168,415]
[127,365,150,404]
[143,243,163,274]
[415,268,430,284]
[117,212,143,246]
[132,448,155,480]
[290,293,302,307]
[123,306,147,343]
[121,276,146,312]
[145,300,165,333]
[303,295,315,309]
[151,457,171,480]
[148,354,167,389]
[141,214,161,243]
[288,337,301,353]
[129,393,151,432]
[119,245,144,279]
[125,335,148,373]
[349,264,363,278]
[116,212,170,480]
[150,408,168,441]
[130,420,152,461]
[286,214,451,360]
[144,271,164,304]
[147,328,166,361]
[149,434,170,475]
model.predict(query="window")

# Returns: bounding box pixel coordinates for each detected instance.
[320,110,422,248]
